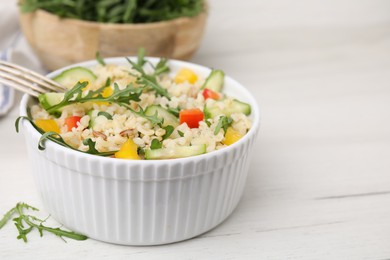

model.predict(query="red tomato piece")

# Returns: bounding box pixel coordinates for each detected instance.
[202,88,220,100]
[179,108,204,128]
[65,116,82,131]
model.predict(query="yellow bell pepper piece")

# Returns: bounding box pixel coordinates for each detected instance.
[102,86,113,97]
[222,127,243,146]
[174,68,198,84]
[115,139,140,160]
[94,86,113,106]
[80,80,91,91]
[35,119,60,134]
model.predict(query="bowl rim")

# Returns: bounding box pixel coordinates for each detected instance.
[19,57,260,166]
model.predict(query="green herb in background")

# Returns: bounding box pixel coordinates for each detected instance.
[19,0,204,24]
[0,202,87,242]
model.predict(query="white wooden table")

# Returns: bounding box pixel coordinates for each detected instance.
[1,0,390,259]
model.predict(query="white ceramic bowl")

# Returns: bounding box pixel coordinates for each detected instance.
[19,58,260,245]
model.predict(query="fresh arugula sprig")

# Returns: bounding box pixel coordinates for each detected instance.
[95,52,106,66]
[0,202,87,242]
[153,58,170,76]
[150,139,163,150]
[214,116,233,135]
[126,49,171,99]
[45,82,139,113]
[15,116,116,157]
[43,81,162,125]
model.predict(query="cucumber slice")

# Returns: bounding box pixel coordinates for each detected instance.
[201,69,225,92]
[145,105,179,127]
[204,99,251,119]
[53,67,97,89]
[87,110,99,128]
[145,144,206,159]
[38,92,65,110]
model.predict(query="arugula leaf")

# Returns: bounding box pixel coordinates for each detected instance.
[41,82,162,124]
[137,75,170,99]
[150,139,162,150]
[162,125,174,140]
[44,82,142,113]
[214,116,233,135]
[153,58,170,76]
[167,107,180,117]
[0,202,87,243]
[137,47,147,67]
[97,111,112,120]
[96,52,106,66]
[82,138,100,154]
[126,53,171,100]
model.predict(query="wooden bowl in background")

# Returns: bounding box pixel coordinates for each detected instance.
[19,9,207,71]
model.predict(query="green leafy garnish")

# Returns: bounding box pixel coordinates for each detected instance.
[162,125,174,140]
[167,107,180,117]
[97,111,113,120]
[150,139,162,150]
[126,49,171,99]
[0,202,87,242]
[43,82,140,113]
[82,138,100,154]
[214,116,233,135]
[137,75,170,99]
[153,58,170,76]
[177,130,184,137]
[19,0,204,24]
[137,147,145,156]
[95,52,106,66]
[41,81,162,125]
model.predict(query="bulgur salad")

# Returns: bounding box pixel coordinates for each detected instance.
[18,52,252,160]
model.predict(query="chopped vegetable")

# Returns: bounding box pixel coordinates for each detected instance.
[214,116,233,135]
[145,105,179,127]
[94,86,113,106]
[65,116,82,131]
[179,108,204,128]
[174,68,198,84]
[201,69,225,92]
[150,139,163,150]
[202,88,221,100]
[34,119,60,133]
[114,139,140,160]
[38,92,65,112]
[53,67,97,89]
[223,127,243,146]
[145,144,206,159]
[162,125,174,140]
[204,99,251,119]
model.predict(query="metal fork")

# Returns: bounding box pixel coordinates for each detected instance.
[0,60,67,97]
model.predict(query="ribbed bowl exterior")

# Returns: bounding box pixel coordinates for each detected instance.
[23,124,257,245]
[20,58,260,245]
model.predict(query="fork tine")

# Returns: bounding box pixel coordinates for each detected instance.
[0,70,47,95]
[0,60,66,92]
[0,65,51,93]
[0,77,40,97]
